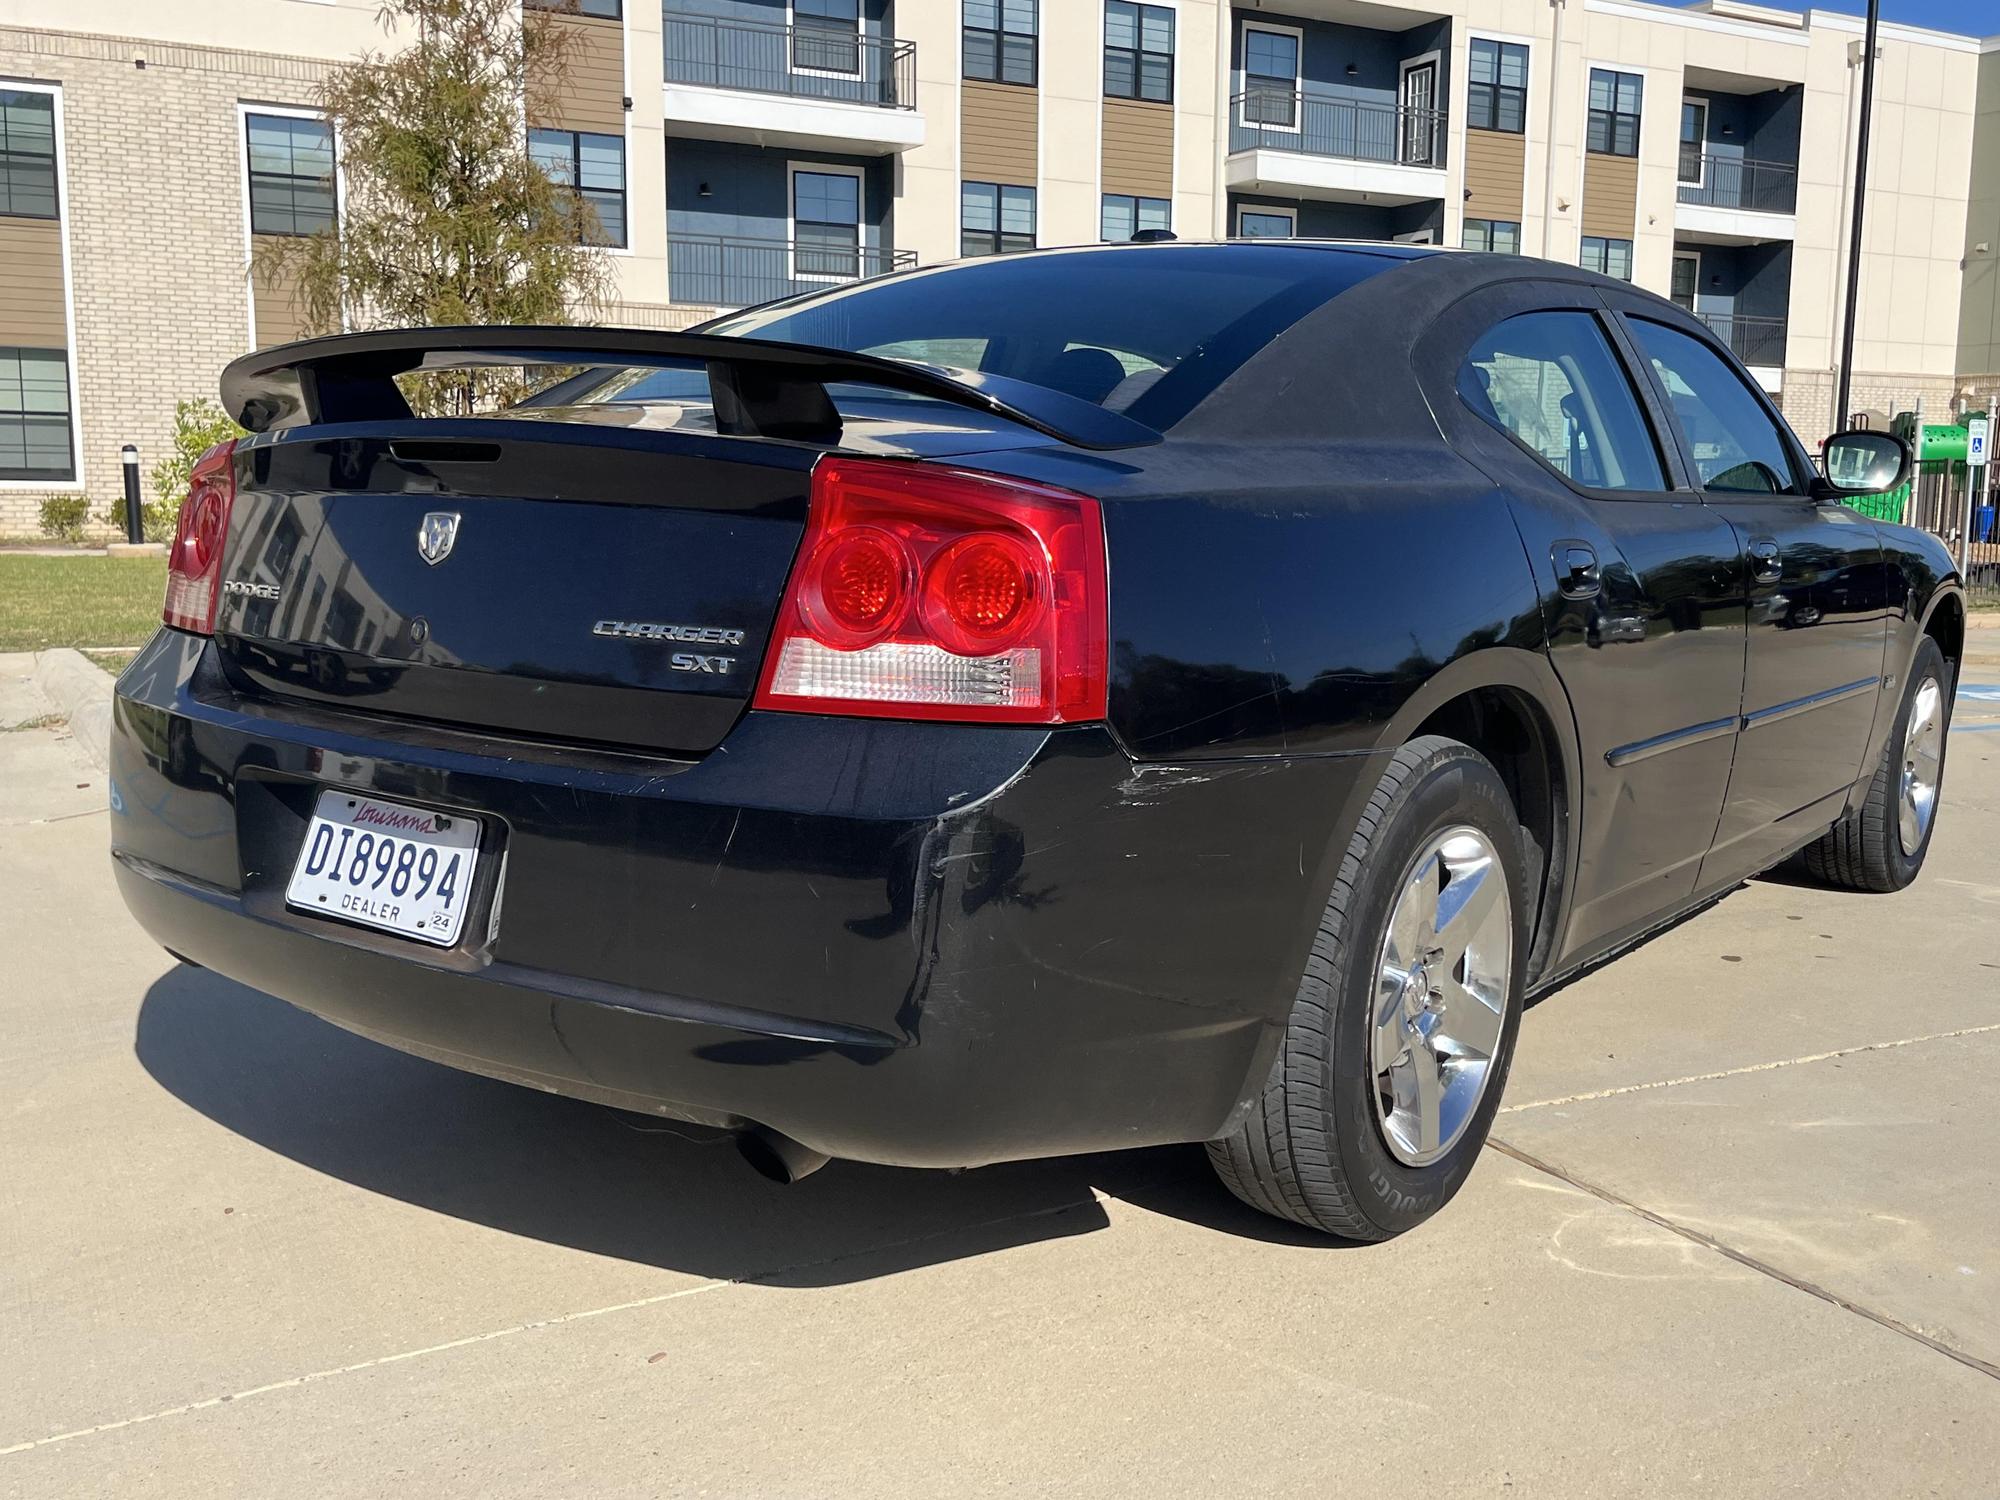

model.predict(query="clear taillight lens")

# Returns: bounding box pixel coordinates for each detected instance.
[753,456,1109,724]
[162,439,239,634]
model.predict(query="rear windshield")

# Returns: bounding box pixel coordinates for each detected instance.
[579,246,1397,430]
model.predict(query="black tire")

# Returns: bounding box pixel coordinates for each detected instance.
[1801,637,1951,893]
[1207,736,1529,1240]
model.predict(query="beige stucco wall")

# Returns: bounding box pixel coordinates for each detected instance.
[1957,46,2000,389]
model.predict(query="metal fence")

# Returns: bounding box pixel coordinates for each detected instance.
[1897,463,2000,603]
[1675,151,1798,215]
[1229,91,1447,170]
[667,235,917,310]
[663,13,917,109]
[1694,310,1787,367]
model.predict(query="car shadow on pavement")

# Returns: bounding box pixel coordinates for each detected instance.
[135,964,1328,1287]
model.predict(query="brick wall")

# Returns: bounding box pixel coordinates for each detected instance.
[1779,367,1960,448]
[0,27,330,540]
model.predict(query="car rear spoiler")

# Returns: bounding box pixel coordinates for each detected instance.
[219,325,1162,453]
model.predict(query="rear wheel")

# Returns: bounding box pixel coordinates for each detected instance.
[1802,637,1951,893]
[1208,736,1528,1240]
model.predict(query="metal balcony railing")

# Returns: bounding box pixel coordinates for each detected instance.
[1695,310,1788,366]
[664,12,917,110]
[668,235,917,310]
[1229,90,1447,169]
[1676,150,1798,215]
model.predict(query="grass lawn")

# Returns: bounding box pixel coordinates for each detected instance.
[0,554,168,652]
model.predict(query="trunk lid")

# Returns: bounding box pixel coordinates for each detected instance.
[212,422,816,756]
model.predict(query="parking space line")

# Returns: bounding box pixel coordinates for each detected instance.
[1488,1139,2000,1384]
[1501,1023,2000,1113]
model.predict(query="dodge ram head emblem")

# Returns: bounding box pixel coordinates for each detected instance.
[417,511,460,566]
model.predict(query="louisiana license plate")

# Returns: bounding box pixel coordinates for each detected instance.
[285,791,480,946]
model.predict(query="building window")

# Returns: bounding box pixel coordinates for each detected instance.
[1105,2,1173,104]
[961,181,1035,257]
[0,347,73,482]
[529,128,627,248]
[1466,39,1527,133]
[793,0,861,75]
[1241,25,1300,129]
[245,114,336,237]
[794,167,862,277]
[964,0,1036,87]
[524,0,621,16]
[1580,235,1634,282]
[1587,69,1642,157]
[1236,208,1295,238]
[1101,194,1170,242]
[0,90,58,220]
[1679,98,1707,184]
[1463,218,1521,255]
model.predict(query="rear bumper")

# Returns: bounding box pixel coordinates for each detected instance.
[110,630,1376,1168]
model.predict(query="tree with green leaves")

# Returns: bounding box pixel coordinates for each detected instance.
[255,0,612,414]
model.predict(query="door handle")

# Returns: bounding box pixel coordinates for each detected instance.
[1749,538,1782,584]
[1554,541,1601,600]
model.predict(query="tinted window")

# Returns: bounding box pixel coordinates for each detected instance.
[699,246,1393,428]
[1628,319,1798,494]
[1458,311,1665,492]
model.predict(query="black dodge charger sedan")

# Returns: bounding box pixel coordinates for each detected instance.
[110,243,1959,1240]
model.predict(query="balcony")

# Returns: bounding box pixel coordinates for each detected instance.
[667,235,916,311]
[1695,311,1787,370]
[1675,150,1798,244]
[1226,92,1448,207]
[662,13,924,155]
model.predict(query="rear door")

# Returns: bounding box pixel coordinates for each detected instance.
[1617,312,1890,881]
[1428,286,1748,963]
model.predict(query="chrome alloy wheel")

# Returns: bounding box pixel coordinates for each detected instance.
[1898,675,1945,856]
[1370,827,1512,1168]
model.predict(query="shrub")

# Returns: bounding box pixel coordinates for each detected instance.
[38,494,90,543]
[147,398,245,541]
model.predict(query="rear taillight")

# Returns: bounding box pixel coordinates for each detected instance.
[162,439,239,635]
[753,457,1108,724]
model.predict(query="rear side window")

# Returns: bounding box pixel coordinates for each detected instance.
[1458,311,1665,491]
[1627,319,1800,495]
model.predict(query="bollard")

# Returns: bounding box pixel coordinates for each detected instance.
[120,444,143,544]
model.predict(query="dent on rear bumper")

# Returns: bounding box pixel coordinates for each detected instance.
[109,630,1377,1167]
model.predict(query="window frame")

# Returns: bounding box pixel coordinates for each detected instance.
[1238,20,1303,134]
[1104,1,1175,105]
[1234,204,1297,238]
[243,109,339,239]
[524,0,622,16]
[1462,218,1522,255]
[0,345,77,485]
[1587,67,1643,158]
[789,160,866,282]
[963,0,1038,88]
[1465,37,1528,135]
[1101,192,1171,243]
[790,0,863,79]
[1670,249,1701,310]
[1678,96,1708,186]
[960,180,1036,258]
[528,126,628,249]
[1619,311,1812,498]
[1580,235,1634,283]
[0,86,61,221]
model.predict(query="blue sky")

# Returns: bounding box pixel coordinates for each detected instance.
[1683,0,1994,35]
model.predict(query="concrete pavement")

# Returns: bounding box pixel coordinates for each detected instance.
[1,658,1996,1497]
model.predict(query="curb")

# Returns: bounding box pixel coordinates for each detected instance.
[32,647,114,774]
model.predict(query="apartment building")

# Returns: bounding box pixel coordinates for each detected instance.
[1,0,1994,537]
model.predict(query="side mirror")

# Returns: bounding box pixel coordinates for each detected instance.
[1815,429,1911,498]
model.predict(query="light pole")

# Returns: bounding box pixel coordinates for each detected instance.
[1833,0,1881,429]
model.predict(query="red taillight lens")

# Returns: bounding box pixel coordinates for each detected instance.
[162,439,239,634]
[754,456,1108,724]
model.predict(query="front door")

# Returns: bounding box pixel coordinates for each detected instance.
[1438,298,1748,964]
[1671,252,1699,311]
[1400,58,1439,165]
[1621,314,1890,880]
